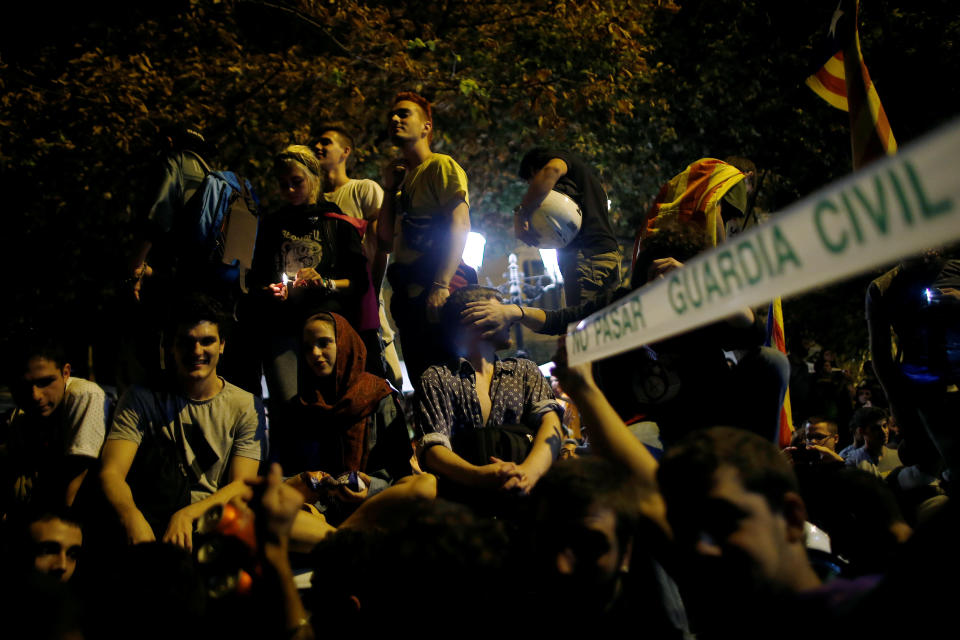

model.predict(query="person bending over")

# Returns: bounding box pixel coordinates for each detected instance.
[2,334,109,516]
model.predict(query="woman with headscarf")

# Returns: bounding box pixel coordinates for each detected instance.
[275,312,412,524]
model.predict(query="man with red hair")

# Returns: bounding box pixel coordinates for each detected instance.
[377,91,475,388]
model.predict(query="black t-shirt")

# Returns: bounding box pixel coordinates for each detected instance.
[523,148,618,255]
[252,202,368,330]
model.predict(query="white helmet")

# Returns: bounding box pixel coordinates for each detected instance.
[527,189,582,248]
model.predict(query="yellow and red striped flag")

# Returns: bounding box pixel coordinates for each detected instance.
[636,158,745,254]
[765,298,795,448]
[806,0,896,169]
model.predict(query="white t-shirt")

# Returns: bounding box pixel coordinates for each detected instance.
[324,178,384,221]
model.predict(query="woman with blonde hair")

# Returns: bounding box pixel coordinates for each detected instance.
[251,145,368,408]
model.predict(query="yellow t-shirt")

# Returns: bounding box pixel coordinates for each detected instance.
[393,153,470,267]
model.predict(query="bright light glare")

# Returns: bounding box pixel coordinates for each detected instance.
[538,361,555,378]
[462,232,486,271]
[539,248,563,284]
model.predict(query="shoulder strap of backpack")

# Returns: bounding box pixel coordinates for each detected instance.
[184,149,212,175]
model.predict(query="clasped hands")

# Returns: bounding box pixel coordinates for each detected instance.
[481,456,537,495]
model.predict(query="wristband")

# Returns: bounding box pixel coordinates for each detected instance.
[516,304,525,322]
[431,281,449,291]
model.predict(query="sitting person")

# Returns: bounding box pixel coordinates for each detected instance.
[99,295,267,549]
[843,406,901,477]
[11,508,84,583]
[1,334,110,516]
[416,286,564,502]
[658,425,849,638]
[538,347,686,634]
[251,144,369,407]
[783,417,844,466]
[274,312,413,525]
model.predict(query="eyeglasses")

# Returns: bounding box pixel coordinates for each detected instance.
[804,432,836,443]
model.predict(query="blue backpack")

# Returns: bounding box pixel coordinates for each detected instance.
[177,170,260,296]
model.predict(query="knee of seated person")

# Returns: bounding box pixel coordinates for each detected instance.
[410,473,438,499]
[393,472,438,499]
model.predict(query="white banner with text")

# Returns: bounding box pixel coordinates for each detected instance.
[566,116,960,365]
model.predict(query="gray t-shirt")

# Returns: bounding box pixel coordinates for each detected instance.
[108,380,266,503]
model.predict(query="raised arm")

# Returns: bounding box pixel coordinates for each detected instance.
[552,344,669,534]
[461,301,547,339]
[238,463,315,640]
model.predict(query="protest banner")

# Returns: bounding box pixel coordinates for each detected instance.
[566,116,960,365]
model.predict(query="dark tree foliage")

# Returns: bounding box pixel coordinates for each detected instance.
[1,0,957,375]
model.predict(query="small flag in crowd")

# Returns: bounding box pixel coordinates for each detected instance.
[765,297,795,448]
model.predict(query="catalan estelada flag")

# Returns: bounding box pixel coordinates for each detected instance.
[765,297,795,447]
[805,0,896,169]
[634,158,746,274]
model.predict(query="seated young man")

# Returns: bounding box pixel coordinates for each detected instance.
[843,406,901,477]
[415,286,563,498]
[658,427,849,637]
[1,335,110,516]
[21,509,84,583]
[100,295,267,550]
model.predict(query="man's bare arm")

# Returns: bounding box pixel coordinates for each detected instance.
[162,456,261,550]
[425,200,470,321]
[100,439,156,544]
[506,411,563,494]
[461,301,546,338]
[423,445,523,489]
[552,347,669,534]
[376,160,406,253]
[519,158,567,212]
[515,158,567,245]
[369,220,389,293]
[63,459,91,507]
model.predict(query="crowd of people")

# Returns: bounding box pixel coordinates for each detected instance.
[1,90,958,639]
